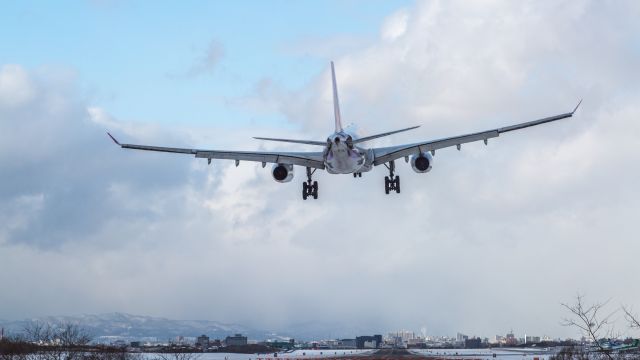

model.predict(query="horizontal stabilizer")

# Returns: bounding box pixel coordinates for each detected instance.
[253,137,327,146]
[352,125,420,144]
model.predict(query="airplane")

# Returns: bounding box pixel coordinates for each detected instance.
[107,61,581,200]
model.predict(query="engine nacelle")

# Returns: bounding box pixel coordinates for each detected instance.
[410,152,433,173]
[271,163,294,183]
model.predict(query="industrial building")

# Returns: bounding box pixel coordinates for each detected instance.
[356,335,382,349]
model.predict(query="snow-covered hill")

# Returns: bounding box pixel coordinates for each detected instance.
[0,313,278,341]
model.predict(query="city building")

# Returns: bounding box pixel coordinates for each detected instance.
[525,336,541,344]
[407,337,427,348]
[356,335,382,349]
[337,339,356,349]
[211,339,222,348]
[196,335,210,348]
[490,335,504,345]
[225,334,248,346]
[465,337,482,349]
[263,339,295,350]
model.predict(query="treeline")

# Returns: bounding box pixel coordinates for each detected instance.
[0,322,199,360]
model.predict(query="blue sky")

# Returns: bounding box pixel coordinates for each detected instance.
[1,0,411,128]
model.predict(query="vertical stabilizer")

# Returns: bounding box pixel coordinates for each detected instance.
[331,61,343,132]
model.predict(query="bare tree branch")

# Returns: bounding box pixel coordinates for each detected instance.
[621,304,640,336]
[561,294,617,360]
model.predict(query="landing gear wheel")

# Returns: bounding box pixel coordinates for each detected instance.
[312,181,318,199]
[384,161,400,195]
[302,167,319,200]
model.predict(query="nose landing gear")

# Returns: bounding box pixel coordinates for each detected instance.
[302,167,318,200]
[384,161,400,194]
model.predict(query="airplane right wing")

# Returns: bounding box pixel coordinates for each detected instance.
[107,133,325,169]
[372,100,581,166]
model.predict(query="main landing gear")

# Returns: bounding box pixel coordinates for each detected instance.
[302,167,318,200]
[353,172,362,178]
[384,160,400,194]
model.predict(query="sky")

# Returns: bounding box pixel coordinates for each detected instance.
[1,0,640,340]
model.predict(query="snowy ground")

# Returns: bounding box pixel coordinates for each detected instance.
[144,350,377,360]
[409,348,559,360]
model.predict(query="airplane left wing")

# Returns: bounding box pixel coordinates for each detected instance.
[372,101,581,166]
[107,133,325,169]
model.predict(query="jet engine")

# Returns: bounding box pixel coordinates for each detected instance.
[272,163,294,183]
[410,152,433,173]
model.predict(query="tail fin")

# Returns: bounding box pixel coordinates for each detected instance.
[331,61,343,132]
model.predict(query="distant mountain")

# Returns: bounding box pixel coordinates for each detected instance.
[0,313,286,342]
[0,313,382,342]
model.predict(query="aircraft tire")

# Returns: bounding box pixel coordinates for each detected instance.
[395,176,401,193]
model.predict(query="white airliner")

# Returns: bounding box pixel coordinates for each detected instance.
[108,62,581,200]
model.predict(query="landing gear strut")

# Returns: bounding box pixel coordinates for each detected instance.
[384,161,400,194]
[302,167,318,200]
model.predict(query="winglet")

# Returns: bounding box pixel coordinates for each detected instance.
[572,99,583,114]
[107,132,121,146]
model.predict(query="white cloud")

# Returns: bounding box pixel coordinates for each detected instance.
[381,9,409,41]
[0,65,36,108]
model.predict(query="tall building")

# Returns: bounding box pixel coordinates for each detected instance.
[457,333,469,343]
[505,331,517,346]
[196,335,210,348]
[225,334,248,346]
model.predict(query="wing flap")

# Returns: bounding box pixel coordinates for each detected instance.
[195,151,325,169]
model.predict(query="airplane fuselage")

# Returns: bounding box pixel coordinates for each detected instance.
[323,131,373,174]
